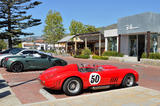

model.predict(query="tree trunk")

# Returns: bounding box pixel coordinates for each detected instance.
[8,36,12,48]
[8,1,12,48]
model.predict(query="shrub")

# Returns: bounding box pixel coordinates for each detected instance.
[74,55,90,59]
[142,53,147,58]
[81,48,92,55]
[102,51,124,57]
[92,55,108,60]
[142,52,160,59]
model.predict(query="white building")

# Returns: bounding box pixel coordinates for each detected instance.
[104,29,118,52]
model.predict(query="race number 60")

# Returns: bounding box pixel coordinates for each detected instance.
[89,73,101,85]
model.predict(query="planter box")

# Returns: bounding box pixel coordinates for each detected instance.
[109,56,138,63]
[140,58,160,66]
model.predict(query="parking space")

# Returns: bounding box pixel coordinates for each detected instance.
[0,68,47,104]
[1,56,160,104]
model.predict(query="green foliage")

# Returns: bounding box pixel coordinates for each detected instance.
[142,53,160,59]
[92,55,108,60]
[74,55,90,59]
[0,0,42,48]
[69,20,98,35]
[0,40,7,50]
[142,53,147,58]
[69,20,85,35]
[84,25,98,33]
[43,10,65,44]
[81,48,92,55]
[44,50,56,53]
[17,43,22,48]
[102,51,124,57]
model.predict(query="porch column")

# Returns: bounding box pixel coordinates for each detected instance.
[117,36,119,52]
[75,39,77,55]
[105,37,108,51]
[147,31,151,58]
[85,37,87,49]
[118,34,121,53]
[99,34,101,56]
[66,42,68,53]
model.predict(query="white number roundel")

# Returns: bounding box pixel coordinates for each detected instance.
[89,73,101,85]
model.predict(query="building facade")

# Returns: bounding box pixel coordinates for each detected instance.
[104,12,160,61]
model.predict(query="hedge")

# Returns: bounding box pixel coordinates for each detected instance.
[92,55,108,60]
[102,51,124,57]
[142,53,160,59]
[74,55,90,59]
[81,48,92,55]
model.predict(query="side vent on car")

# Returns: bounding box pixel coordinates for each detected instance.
[110,77,118,83]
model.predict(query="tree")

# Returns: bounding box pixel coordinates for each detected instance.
[69,20,98,35]
[84,25,98,33]
[69,20,85,35]
[43,10,65,45]
[0,39,7,50]
[0,0,42,48]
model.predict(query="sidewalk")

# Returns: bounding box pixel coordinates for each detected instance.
[0,74,21,106]
[26,86,160,106]
[1,71,160,106]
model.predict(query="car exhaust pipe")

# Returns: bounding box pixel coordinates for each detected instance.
[90,85,111,90]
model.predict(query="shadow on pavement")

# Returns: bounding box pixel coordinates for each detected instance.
[0,82,8,89]
[9,78,38,88]
[44,84,139,97]
[0,80,5,83]
[0,91,11,99]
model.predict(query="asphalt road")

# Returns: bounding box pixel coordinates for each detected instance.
[0,56,160,104]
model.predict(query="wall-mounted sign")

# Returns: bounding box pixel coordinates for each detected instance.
[126,24,139,30]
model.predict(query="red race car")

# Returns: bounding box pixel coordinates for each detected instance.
[39,64,139,96]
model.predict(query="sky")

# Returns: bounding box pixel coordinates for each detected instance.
[25,0,160,37]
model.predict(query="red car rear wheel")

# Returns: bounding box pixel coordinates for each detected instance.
[122,73,135,87]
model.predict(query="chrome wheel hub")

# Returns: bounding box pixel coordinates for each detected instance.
[126,76,134,87]
[67,80,80,93]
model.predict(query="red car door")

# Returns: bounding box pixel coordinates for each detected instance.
[101,69,119,85]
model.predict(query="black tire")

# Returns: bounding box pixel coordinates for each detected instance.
[1,59,5,67]
[10,62,23,72]
[63,77,82,96]
[121,73,135,87]
[53,60,62,66]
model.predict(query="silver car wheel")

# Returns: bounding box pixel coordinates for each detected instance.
[67,80,80,94]
[125,75,134,87]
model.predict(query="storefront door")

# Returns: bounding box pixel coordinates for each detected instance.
[138,35,145,61]
[129,35,137,56]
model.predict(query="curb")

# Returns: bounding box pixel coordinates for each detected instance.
[39,88,56,101]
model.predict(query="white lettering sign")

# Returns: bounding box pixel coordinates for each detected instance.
[126,24,139,30]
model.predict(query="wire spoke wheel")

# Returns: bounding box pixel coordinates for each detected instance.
[122,74,135,87]
[63,77,82,96]
[67,80,80,94]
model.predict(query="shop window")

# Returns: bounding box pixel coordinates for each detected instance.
[150,34,159,53]
[107,37,117,51]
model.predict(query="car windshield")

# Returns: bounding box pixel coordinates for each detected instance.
[78,64,102,73]
[1,48,13,54]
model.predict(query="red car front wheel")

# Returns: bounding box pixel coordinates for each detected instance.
[63,77,82,96]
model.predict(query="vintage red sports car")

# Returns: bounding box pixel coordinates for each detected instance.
[39,64,139,96]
